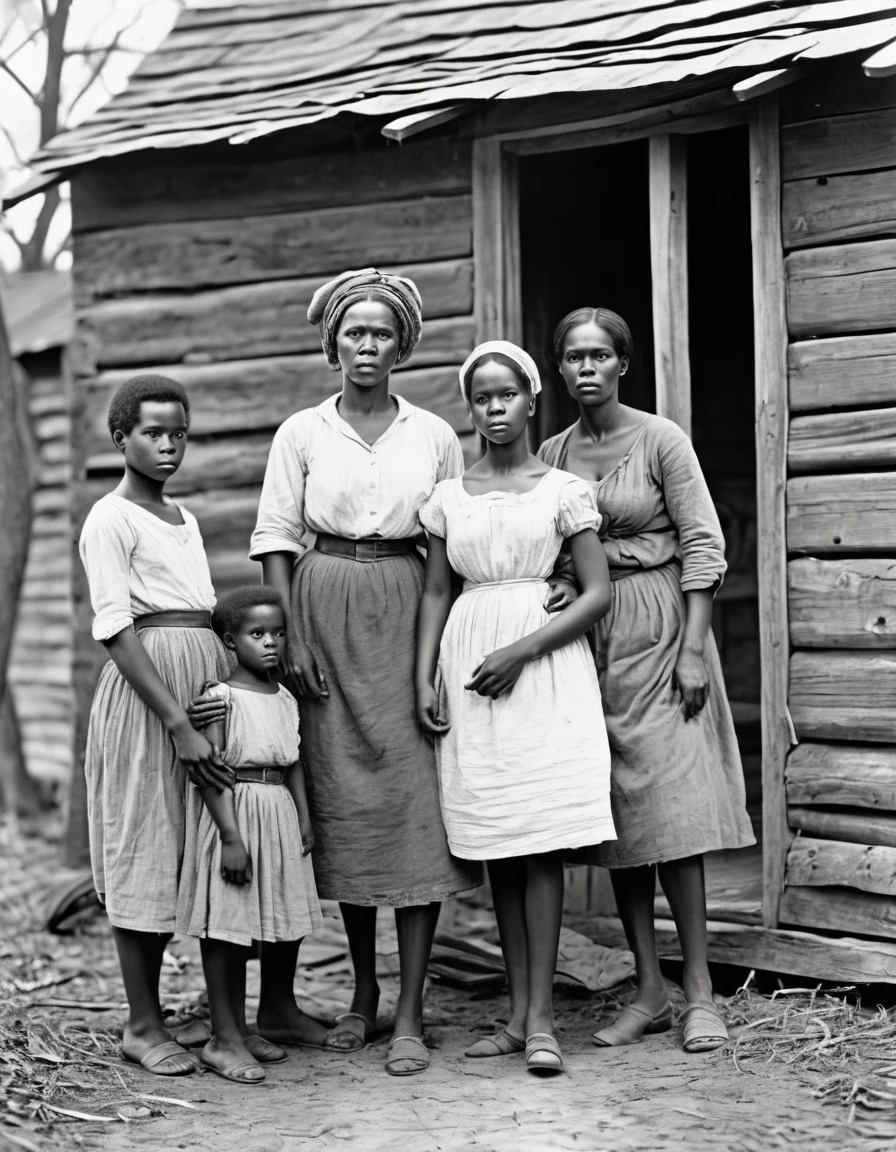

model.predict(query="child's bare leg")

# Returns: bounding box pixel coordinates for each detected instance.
[340,903,380,1026]
[200,939,263,1080]
[114,927,193,1071]
[657,854,713,1003]
[255,940,330,1046]
[610,865,668,1013]
[487,858,529,1041]
[392,902,441,1040]
[522,852,563,1037]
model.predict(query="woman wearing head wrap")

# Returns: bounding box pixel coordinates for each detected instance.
[416,342,615,1075]
[247,268,480,1075]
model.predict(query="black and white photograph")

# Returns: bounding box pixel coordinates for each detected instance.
[3,1,896,1149]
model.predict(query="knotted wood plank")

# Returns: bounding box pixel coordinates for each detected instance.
[787,474,896,554]
[789,808,896,849]
[788,558,896,648]
[781,107,896,180]
[786,240,896,338]
[786,837,896,896]
[783,169,896,248]
[780,885,896,939]
[789,650,896,742]
[789,333,896,411]
[786,742,896,809]
[788,407,896,472]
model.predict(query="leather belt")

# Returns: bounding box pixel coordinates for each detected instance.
[233,767,285,786]
[315,534,418,562]
[135,610,212,630]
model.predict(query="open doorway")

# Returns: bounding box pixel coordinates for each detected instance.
[517,126,762,923]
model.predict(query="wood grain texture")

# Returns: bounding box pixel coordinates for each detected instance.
[783,169,896,248]
[79,263,474,368]
[649,134,691,437]
[73,195,473,297]
[786,837,896,897]
[786,742,896,810]
[780,66,896,124]
[789,808,896,850]
[788,407,896,472]
[787,474,896,554]
[789,333,896,412]
[71,137,472,230]
[788,558,896,649]
[789,651,896,742]
[779,885,896,940]
[472,138,521,345]
[781,107,896,180]
[585,913,896,982]
[786,240,896,338]
[750,95,792,928]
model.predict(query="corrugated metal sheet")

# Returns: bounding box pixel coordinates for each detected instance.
[10,0,896,196]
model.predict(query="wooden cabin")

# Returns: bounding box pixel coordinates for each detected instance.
[12,0,896,980]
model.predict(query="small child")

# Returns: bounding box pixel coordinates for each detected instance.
[177,586,322,1084]
[416,341,616,1076]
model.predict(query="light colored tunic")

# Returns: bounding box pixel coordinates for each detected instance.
[251,394,481,905]
[178,683,322,946]
[250,392,463,558]
[539,415,755,867]
[80,494,230,932]
[419,469,616,860]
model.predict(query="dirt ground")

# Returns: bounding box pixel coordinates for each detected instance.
[3,821,895,1152]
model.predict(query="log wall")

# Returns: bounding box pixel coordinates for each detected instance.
[779,71,896,939]
[69,135,476,789]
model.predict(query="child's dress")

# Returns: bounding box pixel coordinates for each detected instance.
[418,468,616,860]
[80,493,232,934]
[177,683,322,946]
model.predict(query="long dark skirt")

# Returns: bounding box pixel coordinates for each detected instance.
[293,548,481,906]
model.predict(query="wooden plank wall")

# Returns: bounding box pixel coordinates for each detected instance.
[778,70,896,939]
[7,349,74,789]
[68,134,476,753]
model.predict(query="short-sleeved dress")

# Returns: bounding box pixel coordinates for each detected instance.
[419,468,616,860]
[177,683,322,947]
[539,415,755,867]
[79,494,232,933]
[250,394,480,906]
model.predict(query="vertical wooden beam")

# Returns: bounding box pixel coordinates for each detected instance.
[649,134,691,435]
[472,137,521,345]
[749,94,792,928]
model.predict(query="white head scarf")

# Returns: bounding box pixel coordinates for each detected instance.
[458,340,542,397]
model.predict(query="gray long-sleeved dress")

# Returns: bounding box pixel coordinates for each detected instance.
[538,414,755,867]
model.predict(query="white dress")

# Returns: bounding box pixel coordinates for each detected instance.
[419,468,616,860]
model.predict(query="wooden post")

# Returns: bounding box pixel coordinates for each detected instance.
[649,134,691,436]
[749,94,792,928]
[472,138,521,345]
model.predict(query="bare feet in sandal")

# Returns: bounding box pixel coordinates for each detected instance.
[592,1001,673,1047]
[682,1002,728,1053]
[465,1029,526,1058]
[200,1035,265,1084]
[120,1036,198,1076]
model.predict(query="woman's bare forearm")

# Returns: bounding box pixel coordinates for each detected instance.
[681,588,713,654]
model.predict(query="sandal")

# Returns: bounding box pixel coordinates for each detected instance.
[592,1002,672,1048]
[323,1012,371,1053]
[200,1053,265,1084]
[243,1034,288,1063]
[526,1033,564,1076]
[385,1035,430,1076]
[465,1029,526,1058]
[120,1040,198,1076]
[682,1002,728,1053]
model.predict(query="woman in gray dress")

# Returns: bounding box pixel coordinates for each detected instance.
[538,307,754,1053]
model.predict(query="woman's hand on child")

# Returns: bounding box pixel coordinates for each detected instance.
[416,684,450,739]
[220,837,252,885]
[284,637,330,701]
[465,644,528,699]
[545,578,578,613]
[171,721,234,790]
[187,691,227,730]
[673,647,709,721]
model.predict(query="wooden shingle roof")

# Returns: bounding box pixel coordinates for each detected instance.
[12,0,896,198]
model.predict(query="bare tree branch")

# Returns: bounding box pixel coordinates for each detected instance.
[65,28,123,118]
[17,184,60,270]
[3,22,44,63]
[0,124,26,168]
[0,58,40,106]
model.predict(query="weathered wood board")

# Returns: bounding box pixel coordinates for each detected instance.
[788,558,896,648]
[780,67,896,124]
[73,196,473,297]
[789,808,896,850]
[781,107,896,180]
[783,169,896,248]
[71,138,472,230]
[789,650,896,742]
[789,334,896,412]
[787,474,896,554]
[779,885,896,940]
[788,407,896,472]
[786,240,896,338]
[786,836,896,897]
[79,265,474,368]
[786,743,896,810]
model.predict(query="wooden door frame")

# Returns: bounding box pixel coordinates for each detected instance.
[471,94,791,926]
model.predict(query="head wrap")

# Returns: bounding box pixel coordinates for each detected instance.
[459,340,542,397]
[307,267,423,369]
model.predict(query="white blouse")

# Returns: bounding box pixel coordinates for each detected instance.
[79,493,216,641]
[249,393,464,560]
